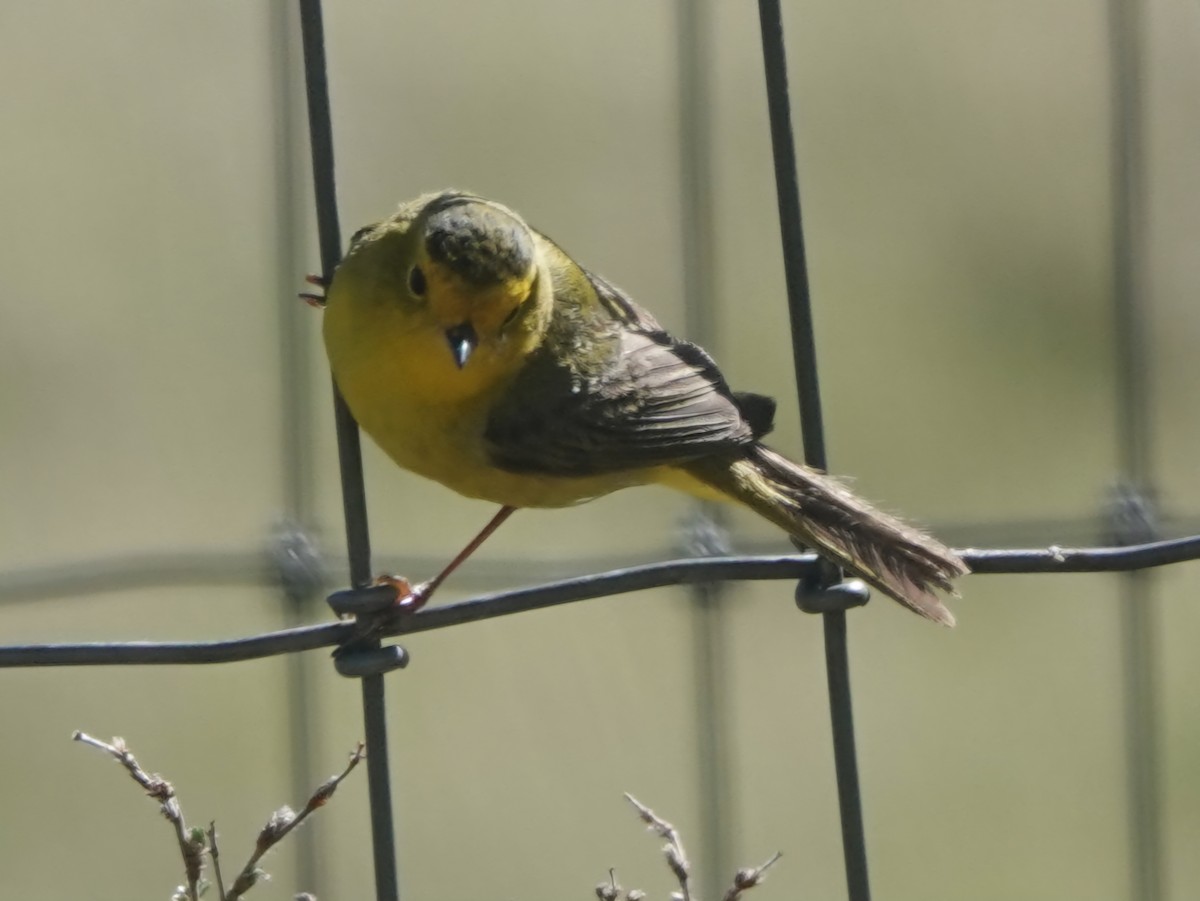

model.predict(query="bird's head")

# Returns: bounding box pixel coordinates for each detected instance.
[325,192,551,404]
[396,193,544,370]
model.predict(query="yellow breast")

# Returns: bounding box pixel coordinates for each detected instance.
[323,284,657,508]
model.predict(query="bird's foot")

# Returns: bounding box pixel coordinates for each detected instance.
[372,574,432,613]
[300,273,327,308]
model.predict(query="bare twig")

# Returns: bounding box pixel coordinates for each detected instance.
[73,731,203,901]
[721,852,783,901]
[225,742,366,899]
[208,821,227,901]
[75,732,363,899]
[620,794,781,901]
[596,867,622,901]
[624,793,692,901]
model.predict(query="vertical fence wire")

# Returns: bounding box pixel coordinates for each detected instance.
[755,2,871,900]
[296,3,401,901]
[275,8,316,531]
[676,0,734,894]
[1106,1,1163,899]
[270,1,323,894]
[286,8,1164,901]
[754,3,827,471]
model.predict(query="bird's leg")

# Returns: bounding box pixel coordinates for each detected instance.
[381,505,518,612]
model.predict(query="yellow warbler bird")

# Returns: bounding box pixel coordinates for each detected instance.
[319,190,967,624]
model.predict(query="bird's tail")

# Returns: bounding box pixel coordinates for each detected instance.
[685,445,968,626]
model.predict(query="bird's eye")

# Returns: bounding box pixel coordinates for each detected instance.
[408,265,427,297]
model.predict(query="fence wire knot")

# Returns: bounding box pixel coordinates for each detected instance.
[794,573,870,615]
[325,584,410,677]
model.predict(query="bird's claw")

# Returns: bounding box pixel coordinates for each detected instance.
[372,574,432,613]
[301,273,328,308]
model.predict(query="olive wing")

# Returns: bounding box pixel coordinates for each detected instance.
[484,273,775,477]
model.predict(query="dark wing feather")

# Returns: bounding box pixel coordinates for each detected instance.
[589,270,776,435]
[484,273,775,477]
[587,269,665,332]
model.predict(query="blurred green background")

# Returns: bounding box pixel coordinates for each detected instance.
[2,2,1199,899]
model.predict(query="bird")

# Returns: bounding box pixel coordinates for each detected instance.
[315,190,968,625]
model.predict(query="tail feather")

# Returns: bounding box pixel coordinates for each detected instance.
[686,445,969,626]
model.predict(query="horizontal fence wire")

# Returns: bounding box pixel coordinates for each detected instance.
[0,3,1188,901]
[6,512,1200,606]
[3,537,1200,668]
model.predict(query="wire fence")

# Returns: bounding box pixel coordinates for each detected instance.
[1,2,1194,901]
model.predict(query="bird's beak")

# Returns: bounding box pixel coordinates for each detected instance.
[445,322,478,369]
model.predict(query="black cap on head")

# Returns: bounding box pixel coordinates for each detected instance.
[423,195,534,286]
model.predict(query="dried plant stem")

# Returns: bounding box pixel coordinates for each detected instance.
[721,851,783,901]
[75,731,363,900]
[624,793,692,901]
[73,731,203,901]
[622,793,781,901]
[208,821,227,901]
[225,742,365,900]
